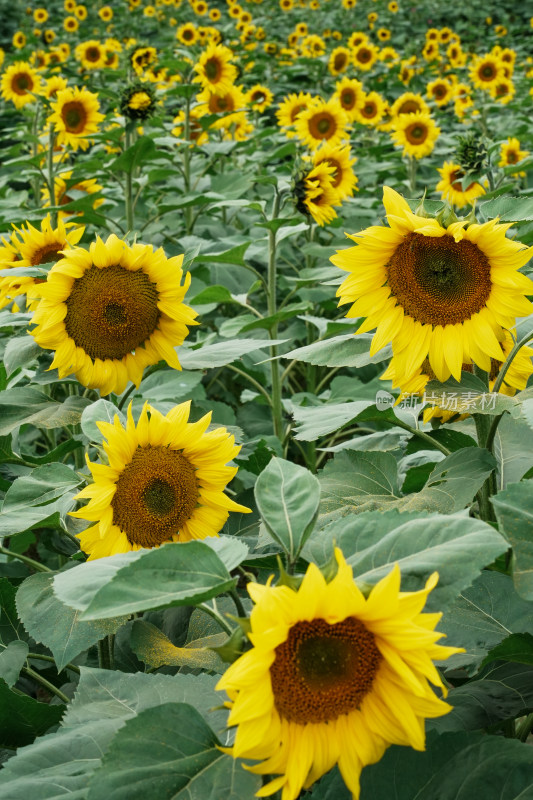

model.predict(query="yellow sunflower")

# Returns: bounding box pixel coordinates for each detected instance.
[426,77,453,107]
[352,42,379,71]
[295,97,348,150]
[499,137,529,170]
[490,76,515,104]
[70,401,249,559]
[348,31,368,49]
[177,22,198,45]
[328,46,351,76]
[276,91,313,135]
[75,40,107,69]
[391,111,440,159]
[98,6,113,20]
[390,92,429,118]
[12,31,26,49]
[30,234,197,396]
[1,216,84,309]
[193,42,238,95]
[41,171,103,218]
[64,16,79,32]
[331,186,533,384]
[48,86,105,151]
[436,162,486,208]
[1,61,42,109]
[301,34,326,58]
[332,76,365,121]
[75,4,88,20]
[172,106,210,146]
[130,45,158,73]
[469,54,505,91]
[298,163,338,226]
[245,83,273,112]
[353,91,387,126]
[311,142,358,203]
[217,548,461,800]
[196,84,246,128]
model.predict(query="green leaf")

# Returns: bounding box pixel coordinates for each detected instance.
[479,194,533,221]
[281,334,392,368]
[0,678,65,748]
[130,620,226,672]
[80,399,126,442]
[193,243,251,267]
[292,400,375,441]
[53,541,236,620]
[0,578,25,645]
[178,339,288,370]
[404,428,477,455]
[0,640,28,687]
[86,703,259,800]
[0,667,227,798]
[360,730,533,799]
[138,369,203,402]
[492,482,533,599]
[304,510,508,612]
[425,372,517,416]
[16,572,127,672]
[3,336,41,376]
[481,632,533,668]
[109,136,157,173]
[0,389,91,436]
[439,570,533,674]
[241,303,312,332]
[254,458,320,561]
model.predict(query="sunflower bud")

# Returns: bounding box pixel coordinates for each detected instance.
[455,131,488,174]
[119,83,157,121]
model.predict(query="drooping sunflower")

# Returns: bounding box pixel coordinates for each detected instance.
[436,162,486,208]
[48,86,105,151]
[311,142,358,203]
[390,91,429,118]
[331,186,533,384]
[193,43,238,95]
[353,91,387,126]
[328,46,351,76]
[217,549,461,800]
[295,163,338,227]
[1,61,42,109]
[1,216,85,309]
[295,97,348,150]
[391,110,440,159]
[70,401,250,559]
[75,40,107,70]
[30,234,198,396]
[499,137,529,170]
[469,54,505,91]
[332,76,365,121]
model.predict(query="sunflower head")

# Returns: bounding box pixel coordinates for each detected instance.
[217,548,462,799]
[120,83,157,120]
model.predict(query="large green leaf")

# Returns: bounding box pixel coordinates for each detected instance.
[0,640,28,687]
[130,620,226,673]
[0,389,91,436]
[492,482,533,599]
[3,335,41,376]
[16,572,128,672]
[360,730,533,799]
[291,400,375,441]
[0,678,65,748]
[86,703,259,800]
[304,510,508,612]
[492,414,533,489]
[53,541,237,620]
[0,667,227,799]
[281,334,392,367]
[178,339,288,370]
[439,571,533,674]
[255,457,320,561]
[80,401,126,443]
[0,577,26,645]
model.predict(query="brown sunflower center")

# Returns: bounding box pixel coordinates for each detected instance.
[433,85,447,98]
[310,113,335,139]
[111,446,199,547]
[361,102,377,118]
[506,151,518,164]
[387,231,492,326]
[204,56,222,82]
[340,89,356,109]
[270,617,382,724]
[480,63,496,80]
[356,48,372,63]
[290,103,306,121]
[62,102,88,133]
[334,53,347,70]
[405,123,428,144]
[64,264,160,360]
[398,99,420,114]
[30,243,65,266]
[85,47,101,62]
[13,73,33,94]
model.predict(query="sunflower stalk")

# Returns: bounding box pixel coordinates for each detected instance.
[22,665,70,705]
[47,124,57,228]
[0,545,51,573]
[408,156,417,194]
[183,95,193,235]
[267,188,284,440]
[124,123,135,233]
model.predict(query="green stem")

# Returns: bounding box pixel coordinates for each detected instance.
[229,588,246,618]
[0,545,51,572]
[22,665,70,704]
[381,418,451,456]
[27,653,80,674]
[268,190,283,440]
[516,712,533,742]
[492,331,533,395]
[183,95,193,235]
[408,156,417,194]
[97,637,113,670]
[226,364,273,406]
[47,124,57,227]
[124,124,134,232]
[197,602,233,635]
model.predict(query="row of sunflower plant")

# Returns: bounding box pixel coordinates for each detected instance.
[1,0,533,797]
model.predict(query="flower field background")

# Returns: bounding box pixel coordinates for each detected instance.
[1,0,533,797]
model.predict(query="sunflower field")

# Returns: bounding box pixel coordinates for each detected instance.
[1,0,533,797]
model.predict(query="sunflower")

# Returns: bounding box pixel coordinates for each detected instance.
[388,1,398,10]
[30,50,49,70]
[352,42,379,71]
[332,76,364,121]
[499,137,529,169]
[328,46,351,76]
[391,111,440,159]
[98,6,113,20]
[31,234,197,396]
[64,16,79,32]
[42,171,103,218]
[295,97,348,150]
[0,238,21,311]
[74,4,88,20]
[280,0,293,10]
[426,78,453,107]
[469,54,505,91]
[245,84,273,112]
[446,42,466,68]
[1,216,84,309]
[196,84,246,125]
[217,549,461,800]
[311,142,358,202]
[12,31,26,49]
[172,106,210,146]
[422,41,440,62]
[34,8,49,24]
[130,45,158,73]
[43,30,56,44]
[48,86,104,151]
[390,92,429,118]
[70,401,249,559]
[353,91,387,127]
[301,34,326,58]
[120,85,157,120]
[436,162,486,208]
[276,91,313,134]
[1,61,41,109]
[295,163,338,226]
[331,186,533,384]
[377,28,391,41]
[347,31,368,49]
[176,22,198,45]
[75,40,107,70]
[193,43,237,95]
[379,46,399,64]
[490,76,515,104]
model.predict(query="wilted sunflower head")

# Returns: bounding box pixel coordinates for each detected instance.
[120,83,157,120]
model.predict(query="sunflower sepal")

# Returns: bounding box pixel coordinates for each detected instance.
[210,624,247,663]
[275,555,304,591]
[435,202,461,229]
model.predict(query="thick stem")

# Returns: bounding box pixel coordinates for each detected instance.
[27,653,80,674]
[268,190,283,440]
[0,545,51,572]
[97,637,112,670]
[22,665,70,704]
